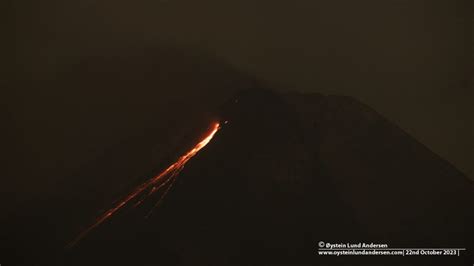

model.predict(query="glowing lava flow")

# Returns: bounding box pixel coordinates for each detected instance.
[68,122,220,247]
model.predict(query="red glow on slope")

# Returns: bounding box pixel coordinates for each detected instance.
[68,122,220,247]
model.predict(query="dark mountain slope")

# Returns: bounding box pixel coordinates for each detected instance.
[286,92,472,245]
[3,88,472,266]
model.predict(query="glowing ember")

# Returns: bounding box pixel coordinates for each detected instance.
[68,122,221,247]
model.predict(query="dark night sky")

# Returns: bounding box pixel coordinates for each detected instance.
[6,0,472,205]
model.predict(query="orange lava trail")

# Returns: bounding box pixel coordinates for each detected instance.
[68,122,220,247]
[145,173,179,218]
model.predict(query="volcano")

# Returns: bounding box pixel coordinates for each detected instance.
[3,88,472,266]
